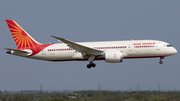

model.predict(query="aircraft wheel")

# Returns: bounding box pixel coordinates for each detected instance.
[159,61,163,64]
[87,64,91,68]
[91,63,96,67]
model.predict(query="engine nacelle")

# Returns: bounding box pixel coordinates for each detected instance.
[104,51,123,63]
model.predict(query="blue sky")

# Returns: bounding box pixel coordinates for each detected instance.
[1,1,180,91]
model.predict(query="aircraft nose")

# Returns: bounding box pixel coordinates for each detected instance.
[173,48,177,54]
[166,47,177,55]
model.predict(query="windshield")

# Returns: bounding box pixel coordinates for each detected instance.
[167,45,172,47]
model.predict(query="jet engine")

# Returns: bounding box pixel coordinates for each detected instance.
[104,51,123,63]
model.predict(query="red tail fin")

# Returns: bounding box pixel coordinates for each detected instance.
[5,20,40,50]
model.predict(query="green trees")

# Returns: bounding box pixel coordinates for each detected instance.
[0,91,180,101]
[51,98,64,101]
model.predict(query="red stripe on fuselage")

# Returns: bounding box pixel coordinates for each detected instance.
[29,44,53,56]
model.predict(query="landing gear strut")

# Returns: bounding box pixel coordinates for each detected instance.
[159,56,165,64]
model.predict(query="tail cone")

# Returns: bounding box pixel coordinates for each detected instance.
[6,50,11,54]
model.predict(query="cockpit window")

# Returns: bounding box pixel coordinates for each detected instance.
[167,45,172,47]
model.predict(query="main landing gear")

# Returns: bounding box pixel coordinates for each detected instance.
[87,62,96,68]
[159,56,165,64]
[87,55,96,69]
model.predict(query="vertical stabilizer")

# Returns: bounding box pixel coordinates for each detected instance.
[5,20,40,50]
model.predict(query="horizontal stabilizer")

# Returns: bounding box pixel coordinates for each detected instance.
[4,48,29,53]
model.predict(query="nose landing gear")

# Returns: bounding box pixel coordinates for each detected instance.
[159,56,165,64]
[159,60,163,64]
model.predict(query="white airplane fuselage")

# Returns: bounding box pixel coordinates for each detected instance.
[5,20,177,68]
[29,40,177,61]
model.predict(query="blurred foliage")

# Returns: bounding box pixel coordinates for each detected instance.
[0,91,180,101]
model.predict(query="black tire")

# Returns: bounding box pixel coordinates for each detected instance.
[91,63,96,67]
[87,64,91,68]
[159,61,163,64]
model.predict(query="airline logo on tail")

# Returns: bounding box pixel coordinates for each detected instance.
[6,20,40,50]
[6,20,52,56]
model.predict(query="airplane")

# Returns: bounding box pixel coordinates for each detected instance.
[4,20,177,68]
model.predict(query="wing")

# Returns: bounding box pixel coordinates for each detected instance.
[50,35,103,56]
